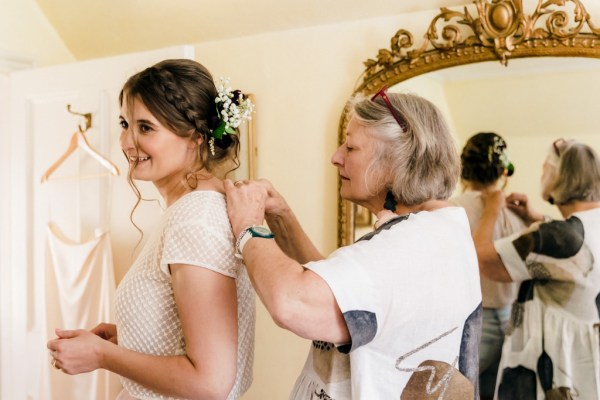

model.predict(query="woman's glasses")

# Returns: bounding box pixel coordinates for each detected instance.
[552,138,566,157]
[371,86,407,131]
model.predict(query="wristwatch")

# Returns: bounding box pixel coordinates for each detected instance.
[235,225,275,259]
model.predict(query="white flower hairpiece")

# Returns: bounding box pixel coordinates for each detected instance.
[488,136,515,176]
[209,77,254,155]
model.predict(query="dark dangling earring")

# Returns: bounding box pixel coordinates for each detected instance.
[384,191,397,211]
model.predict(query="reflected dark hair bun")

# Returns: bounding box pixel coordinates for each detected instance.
[461,132,514,185]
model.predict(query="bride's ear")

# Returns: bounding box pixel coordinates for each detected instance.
[189,132,204,150]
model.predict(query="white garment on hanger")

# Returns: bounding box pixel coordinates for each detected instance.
[43,222,116,400]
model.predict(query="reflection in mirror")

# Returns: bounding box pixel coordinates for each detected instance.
[338,0,600,246]
[351,57,600,241]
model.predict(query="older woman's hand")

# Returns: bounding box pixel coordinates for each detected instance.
[506,192,545,225]
[253,179,291,217]
[224,179,270,237]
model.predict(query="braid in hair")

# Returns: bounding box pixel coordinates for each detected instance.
[151,66,213,138]
[119,59,241,241]
[121,59,240,174]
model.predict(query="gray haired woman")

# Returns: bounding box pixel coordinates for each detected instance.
[225,88,482,399]
[474,139,600,399]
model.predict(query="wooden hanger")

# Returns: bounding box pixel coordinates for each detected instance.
[41,105,120,183]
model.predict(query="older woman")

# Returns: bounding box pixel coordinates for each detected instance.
[225,89,481,399]
[473,139,600,399]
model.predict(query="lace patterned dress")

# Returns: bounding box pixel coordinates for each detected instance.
[115,191,255,400]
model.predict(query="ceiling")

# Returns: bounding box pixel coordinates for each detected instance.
[35,0,467,60]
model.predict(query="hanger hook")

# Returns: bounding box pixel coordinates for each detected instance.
[66,104,92,133]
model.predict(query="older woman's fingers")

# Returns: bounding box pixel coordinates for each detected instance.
[224,179,248,192]
[223,179,234,190]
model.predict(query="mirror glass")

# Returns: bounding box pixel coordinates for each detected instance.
[352,56,600,240]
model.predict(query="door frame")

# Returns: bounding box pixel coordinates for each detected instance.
[0,55,33,400]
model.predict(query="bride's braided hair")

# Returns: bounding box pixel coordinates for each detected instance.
[460,132,514,185]
[119,60,241,239]
[120,59,240,173]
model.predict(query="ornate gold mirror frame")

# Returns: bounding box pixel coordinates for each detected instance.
[338,0,600,246]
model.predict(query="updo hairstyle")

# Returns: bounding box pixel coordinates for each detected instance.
[119,59,240,177]
[460,132,514,186]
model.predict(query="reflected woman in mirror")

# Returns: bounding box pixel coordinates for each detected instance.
[474,139,600,399]
[450,132,527,400]
[225,89,482,399]
[47,59,256,400]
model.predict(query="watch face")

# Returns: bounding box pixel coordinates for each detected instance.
[249,226,274,238]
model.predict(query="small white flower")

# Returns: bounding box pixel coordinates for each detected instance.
[211,77,254,141]
[212,77,255,138]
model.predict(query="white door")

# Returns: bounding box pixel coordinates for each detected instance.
[3,45,194,400]
[0,71,11,400]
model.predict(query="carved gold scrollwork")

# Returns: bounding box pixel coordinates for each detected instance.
[362,0,600,84]
[338,0,600,247]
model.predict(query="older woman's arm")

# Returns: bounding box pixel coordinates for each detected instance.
[265,209,324,264]
[243,237,350,344]
[505,192,546,225]
[472,191,513,282]
[224,179,349,344]
[259,179,324,263]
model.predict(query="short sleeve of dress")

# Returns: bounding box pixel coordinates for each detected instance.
[305,243,381,353]
[159,193,239,278]
[494,231,531,282]
[495,217,590,284]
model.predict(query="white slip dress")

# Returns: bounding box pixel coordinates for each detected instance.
[44,221,117,400]
[39,174,120,400]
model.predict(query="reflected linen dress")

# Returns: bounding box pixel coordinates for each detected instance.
[494,208,600,399]
[451,190,527,397]
[115,191,255,400]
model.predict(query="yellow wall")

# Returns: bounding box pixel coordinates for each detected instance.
[5,1,600,399]
[1,5,445,398]
[444,66,600,218]
[189,13,446,397]
[388,63,600,221]
[0,0,74,66]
